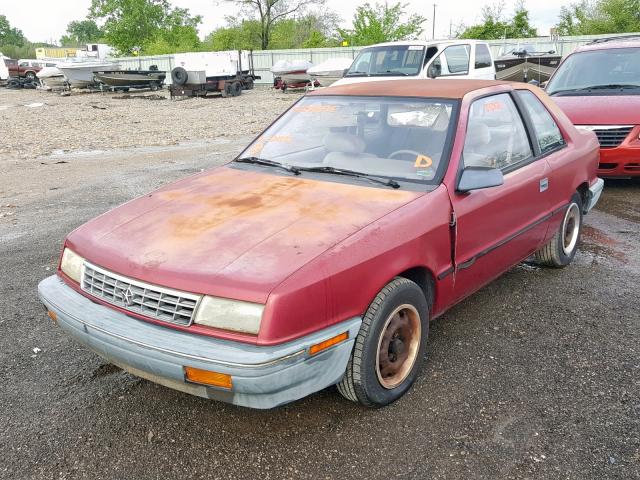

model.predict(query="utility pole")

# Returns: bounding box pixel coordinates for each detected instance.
[432,4,437,39]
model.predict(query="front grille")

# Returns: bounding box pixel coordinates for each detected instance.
[82,262,200,326]
[591,126,633,148]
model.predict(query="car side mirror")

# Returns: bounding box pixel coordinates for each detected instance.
[457,167,504,193]
[427,64,440,79]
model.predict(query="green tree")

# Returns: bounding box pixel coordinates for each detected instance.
[0,14,26,47]
[224,0,326,50]
[143,7,202,53]
[60,19,105,46]
[459,1,537,39]
[202,18,263,50]
[511,2,538,37]
[89,0,202,55]
[556,0,640,35]
[203,12,337,50]
[338,2,426,46]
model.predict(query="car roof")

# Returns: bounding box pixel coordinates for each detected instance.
[309,79,512,100]
[359,39,486,48]
[574,36,640,53]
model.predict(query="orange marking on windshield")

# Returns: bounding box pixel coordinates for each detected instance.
[292,104,338,113]
[414,155,433,168]
[269,135,293,143]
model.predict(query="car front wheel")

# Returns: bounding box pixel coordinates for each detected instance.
[337,277,429,407]
[535,192,583,267]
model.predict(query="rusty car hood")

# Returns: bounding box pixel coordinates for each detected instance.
[552,95,640,125]
[67,166,422,302]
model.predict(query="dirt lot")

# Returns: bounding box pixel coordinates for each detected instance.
[0,86,300,159]
[0,87,639,480]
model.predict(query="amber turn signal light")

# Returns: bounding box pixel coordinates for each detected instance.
[47,310,57,323]
[184,367,232,389]
[309,332,349,356]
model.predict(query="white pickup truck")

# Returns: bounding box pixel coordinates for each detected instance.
[334,40,496,86]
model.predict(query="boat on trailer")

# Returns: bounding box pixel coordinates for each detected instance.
[94,68,166,91]
[307,58,353,87]
[37,66,66,89]
[494,43,561,83]
[271,60,314,90]
[57,59,120,88]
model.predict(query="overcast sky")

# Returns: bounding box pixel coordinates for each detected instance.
[3,0,569,44]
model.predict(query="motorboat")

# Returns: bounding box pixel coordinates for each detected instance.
[57,59,120,88]
[93,68,166,90]
[494,43,562,83]
[37,66,66,89]
[307,58,353,87]
[271,59,314,86]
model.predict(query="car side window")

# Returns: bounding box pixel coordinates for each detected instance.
[475,44,492,69]
[463,94,533,171]
[515,90,565,154]
[431,45,470,76]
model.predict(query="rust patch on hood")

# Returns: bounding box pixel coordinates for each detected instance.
[70,166,423,299]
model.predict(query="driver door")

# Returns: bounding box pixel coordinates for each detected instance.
[448,93,553,302]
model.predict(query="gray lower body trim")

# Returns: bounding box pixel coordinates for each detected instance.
[38,275,361,409]
[585,177,604,213]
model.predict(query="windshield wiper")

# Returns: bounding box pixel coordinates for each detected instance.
[234,157,300,175]
[371,70,410,76]
[550,84,640,96]
[345,71,369,77]
[296,165,400,189]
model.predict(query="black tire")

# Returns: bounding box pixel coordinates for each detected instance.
[232,81,242,96]
[171,67,188,86]
[149,81,159,91]
[221,82,233,98]
[244,77,254,90]
[337,277,429,407]
[535,192,583,268]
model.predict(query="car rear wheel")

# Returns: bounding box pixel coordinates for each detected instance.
[535,193,583,267]
[337,277,429,407]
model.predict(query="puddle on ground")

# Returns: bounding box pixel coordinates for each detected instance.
[580,224,627,262]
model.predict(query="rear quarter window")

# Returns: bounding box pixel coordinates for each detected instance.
[516,90,565,154]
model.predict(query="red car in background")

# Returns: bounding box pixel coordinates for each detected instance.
[38,80,603,409]
[546,36,640,177]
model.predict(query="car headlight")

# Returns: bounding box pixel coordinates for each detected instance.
[60,248,85,283]
[193,296,264,334]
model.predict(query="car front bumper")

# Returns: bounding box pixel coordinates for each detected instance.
[38,275,361,409]
[598,145,640,177]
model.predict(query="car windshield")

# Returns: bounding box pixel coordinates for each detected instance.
[238,95,457,185]
[547,47,640,95]
[346,45,426,77]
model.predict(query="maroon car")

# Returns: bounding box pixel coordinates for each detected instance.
[38,80,603,409]
[546,36,640,177]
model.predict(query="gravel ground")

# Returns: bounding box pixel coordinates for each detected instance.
[0,87,639,480]
[0,86,301,159]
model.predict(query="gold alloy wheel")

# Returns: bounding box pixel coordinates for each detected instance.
[375,304,421,389]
